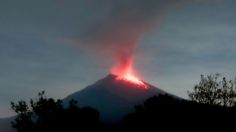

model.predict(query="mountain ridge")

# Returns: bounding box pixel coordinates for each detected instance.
[63,74,175,122]
[0,74,178,131]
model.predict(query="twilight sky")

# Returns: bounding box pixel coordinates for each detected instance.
[0,0,236,117]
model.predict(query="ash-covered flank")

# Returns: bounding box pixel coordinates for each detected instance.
[63,74,176,122]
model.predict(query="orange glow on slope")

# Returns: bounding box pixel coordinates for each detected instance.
[116,72,148,88]
[111,57,148,89]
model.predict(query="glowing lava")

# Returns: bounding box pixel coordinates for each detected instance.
[111,57,148,89]
[116,72,148,88]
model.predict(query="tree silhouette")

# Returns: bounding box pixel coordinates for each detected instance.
[188,73,236,107]
[122,94,236,131]
[10,74,236,132]
[11,91,102,132]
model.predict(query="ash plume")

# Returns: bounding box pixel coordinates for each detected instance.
[74,0,191,73]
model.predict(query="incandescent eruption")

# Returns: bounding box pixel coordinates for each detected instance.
[111,56,147,88]
[73,0,189,89]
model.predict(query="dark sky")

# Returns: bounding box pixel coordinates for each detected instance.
[0,0,236,117]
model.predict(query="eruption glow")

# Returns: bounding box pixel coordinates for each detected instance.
[111,57,148,89]
[74,0,189,90]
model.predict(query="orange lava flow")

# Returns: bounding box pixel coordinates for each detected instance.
[111,58,148,89]
[116,72,148,88]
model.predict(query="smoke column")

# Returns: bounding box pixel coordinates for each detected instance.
[74,0,191,77]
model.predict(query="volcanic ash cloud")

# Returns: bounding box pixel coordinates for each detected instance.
[74,0,190,77]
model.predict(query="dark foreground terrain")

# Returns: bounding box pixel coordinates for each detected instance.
[11,94,236,132]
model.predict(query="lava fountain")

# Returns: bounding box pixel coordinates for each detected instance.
[111,56,148,89]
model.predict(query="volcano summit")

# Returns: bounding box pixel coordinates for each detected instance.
[63,74,174,122]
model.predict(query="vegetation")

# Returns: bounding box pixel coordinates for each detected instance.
[11,74,236,131]
[122,94,236,131]
[11,91,102,132]
[188,73,236,107]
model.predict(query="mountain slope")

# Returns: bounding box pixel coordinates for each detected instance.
[63,74,174,122]
[0,74,176,131]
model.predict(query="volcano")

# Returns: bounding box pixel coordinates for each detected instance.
[63,74,175,122]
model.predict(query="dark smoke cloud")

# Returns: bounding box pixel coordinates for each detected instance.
[74,0,190,70]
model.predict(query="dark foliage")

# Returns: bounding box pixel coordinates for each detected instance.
[11,91,102,132]
[188,74,236,106]
[122,94,236,131]
[11,86,236,131]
